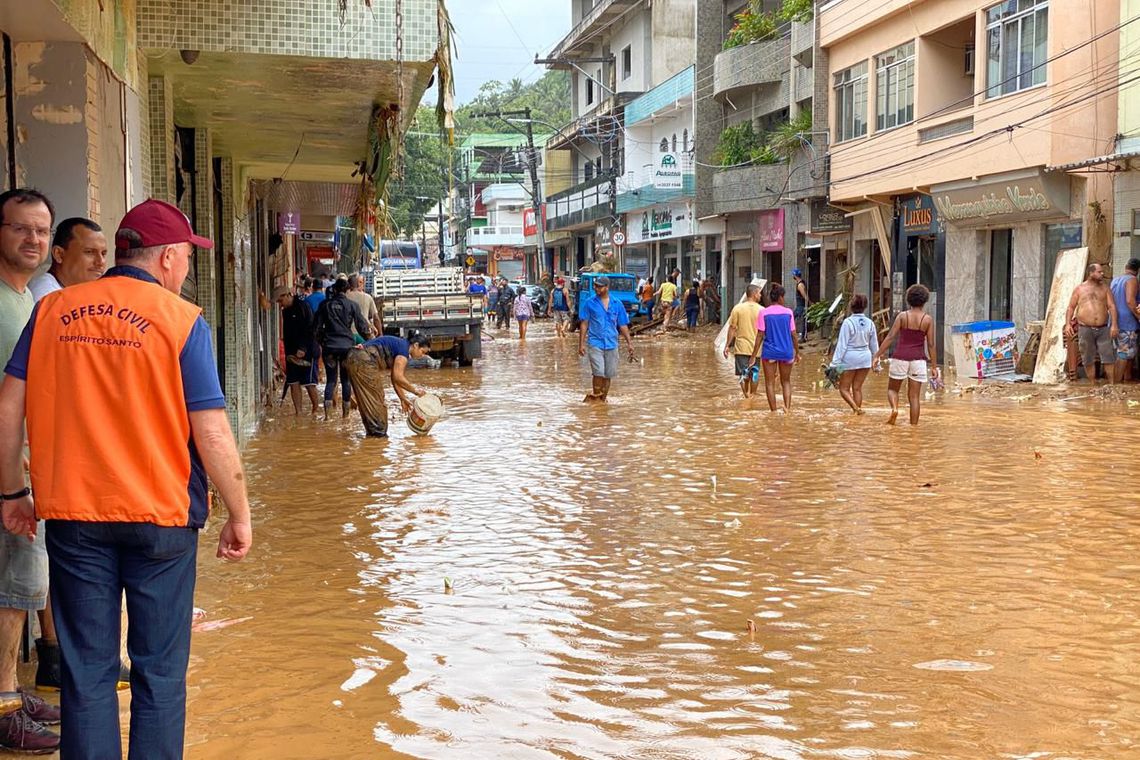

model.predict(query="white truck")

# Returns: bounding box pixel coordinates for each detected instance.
[370,267,483,366]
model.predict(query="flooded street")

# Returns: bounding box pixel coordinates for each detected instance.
[185,323,1140,759]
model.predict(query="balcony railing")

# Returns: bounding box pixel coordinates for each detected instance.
[713,37,791,101]
[548,0,641,60]
[466,225,526,248]
[545,175,613,231]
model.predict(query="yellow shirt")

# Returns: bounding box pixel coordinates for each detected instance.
[659,281,678,304]
[729,301,762,355]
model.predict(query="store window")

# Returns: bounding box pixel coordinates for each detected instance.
[985,0,1048,98]
[875,41,915,131]
[989,229,1013,321]
[834,62,868,142]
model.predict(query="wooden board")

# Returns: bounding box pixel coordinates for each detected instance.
[1033,247,1088,384]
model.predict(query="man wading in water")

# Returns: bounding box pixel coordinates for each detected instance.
[579,275,636,402]
[1065,262,1119,385]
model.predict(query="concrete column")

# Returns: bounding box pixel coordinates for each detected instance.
[217,157,257,441]
[943,226,985,370]
[146,75,175,203]
[1012,222,1045,348]
[192,128,217,335]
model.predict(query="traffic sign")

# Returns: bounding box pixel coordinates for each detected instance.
[465,255,476,266]
[612,231,626,246]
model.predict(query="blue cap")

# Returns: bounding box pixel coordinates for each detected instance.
[792,268,803,277]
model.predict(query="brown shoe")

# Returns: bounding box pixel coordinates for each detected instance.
[16,691,59,726]
[0,708,59,754]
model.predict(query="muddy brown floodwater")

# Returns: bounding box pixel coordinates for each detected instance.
[181,322,1140,759]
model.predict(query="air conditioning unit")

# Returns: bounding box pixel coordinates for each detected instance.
[964,44,975,76]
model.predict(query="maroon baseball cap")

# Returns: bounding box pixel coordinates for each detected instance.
[115,199,214,251]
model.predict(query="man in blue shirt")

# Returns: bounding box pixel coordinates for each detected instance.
[577,275,636,402]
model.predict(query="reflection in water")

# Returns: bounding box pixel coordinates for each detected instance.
[184,325,1140,759]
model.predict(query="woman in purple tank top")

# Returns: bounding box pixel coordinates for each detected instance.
[872,284,939,425]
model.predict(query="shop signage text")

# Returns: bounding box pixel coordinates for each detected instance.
[810,200,852,234]
[627,203,692,244]
[653,152,684,190]
[900,194,939,236]
[759,208,784,252]
[932,171,1070,226]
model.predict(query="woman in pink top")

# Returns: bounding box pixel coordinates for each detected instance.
[872,284,939,425]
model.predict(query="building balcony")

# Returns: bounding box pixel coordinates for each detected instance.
[480,183,531,205]
[791,21,814,66]
[713,38,790,102]
[547,0,641,60]
[545,175,613,232]
[466,225,526,248]
[710,163,791,215]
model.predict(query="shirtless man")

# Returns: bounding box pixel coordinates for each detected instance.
[1065,262,1118,384]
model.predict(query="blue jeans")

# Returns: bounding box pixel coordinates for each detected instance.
[795,306,807,340]
[323,349,352,404]
[46,520,198,760]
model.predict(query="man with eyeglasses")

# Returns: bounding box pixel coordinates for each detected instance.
[0,188,60,753]
[578,275,636,402]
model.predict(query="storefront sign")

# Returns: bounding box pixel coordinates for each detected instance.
[810,200,852,233]
[932,170,1070,226]
[523,205,545,237]
[299,230,334,242]
[653,152,683,190]
[900,194,939,236]
[626,202,693,244]
[758,208,784,252]
[278,211,300,235]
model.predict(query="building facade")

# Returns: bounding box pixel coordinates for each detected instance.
[542,0,697,278]
[0,0,442,443]
[695,1,830,308]
[820,0,1119,359]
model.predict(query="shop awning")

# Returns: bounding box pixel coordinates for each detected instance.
[1047,149,1140,172]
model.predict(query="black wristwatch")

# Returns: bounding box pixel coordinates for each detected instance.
[1,487,30,501]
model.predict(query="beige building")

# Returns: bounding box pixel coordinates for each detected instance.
[1,0,443,442]
[820,0,1118,358]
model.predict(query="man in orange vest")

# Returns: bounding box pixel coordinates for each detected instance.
[0,198,253,758]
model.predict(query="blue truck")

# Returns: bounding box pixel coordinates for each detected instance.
[568,272,649,331]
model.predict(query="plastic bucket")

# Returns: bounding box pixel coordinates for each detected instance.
[407,393,444,435]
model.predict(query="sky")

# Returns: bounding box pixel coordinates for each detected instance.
[446,0,571,105]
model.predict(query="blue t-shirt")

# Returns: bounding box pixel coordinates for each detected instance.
[361,334,410,359]
[5,267,225,412]
[582,295,629,350]
[757,304,796,362]
[305,291,326,314]
[468,283,487,296]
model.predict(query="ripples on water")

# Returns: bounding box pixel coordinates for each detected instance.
[185,324,1140,759]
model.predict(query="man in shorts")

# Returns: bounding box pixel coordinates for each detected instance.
[1065,262,1118,384]
[1110,258,1140,381]
[723,283,762,398]
[578,275,635,402]
[549,276,573,338]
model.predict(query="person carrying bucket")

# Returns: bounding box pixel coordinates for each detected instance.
[345,332,433,437]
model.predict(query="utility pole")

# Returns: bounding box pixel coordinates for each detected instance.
[470,108,546,281]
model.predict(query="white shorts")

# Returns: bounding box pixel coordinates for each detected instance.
[889,358,928,382]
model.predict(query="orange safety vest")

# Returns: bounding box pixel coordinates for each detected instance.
[25,275,207,527]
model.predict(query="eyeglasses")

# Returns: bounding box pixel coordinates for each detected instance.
[1,223,52,240]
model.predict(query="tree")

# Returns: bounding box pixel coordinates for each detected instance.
[455,70,571,133]
[386,107,452,238]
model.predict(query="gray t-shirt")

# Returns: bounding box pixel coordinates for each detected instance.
[27,272,61,302]
[0,277,34,367]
